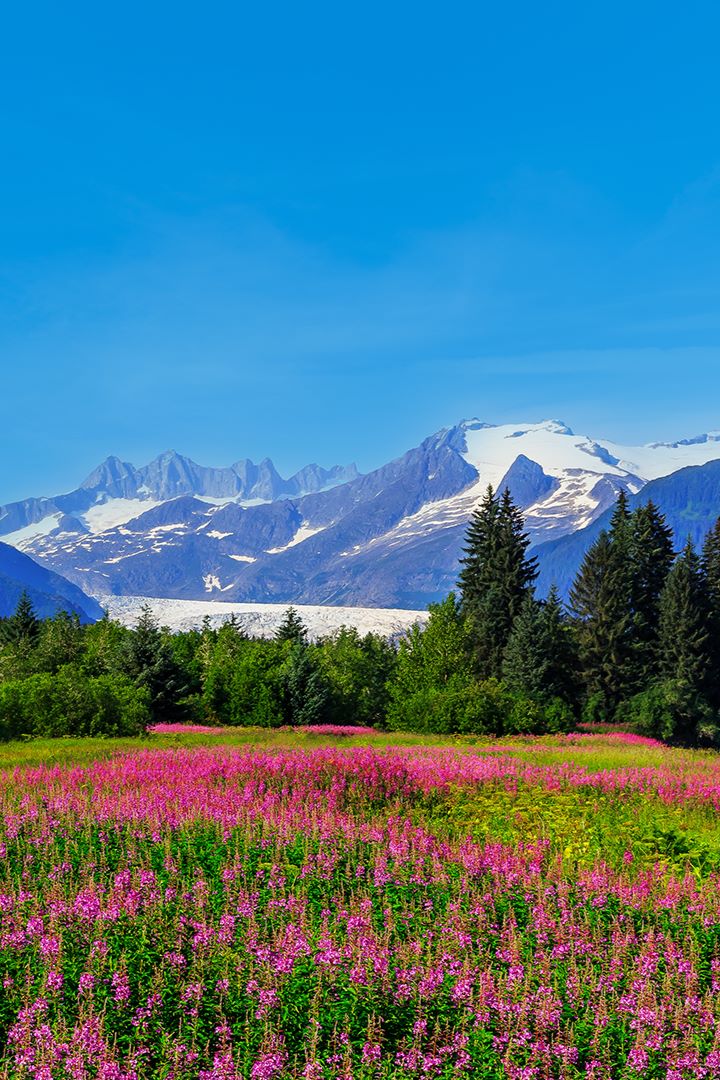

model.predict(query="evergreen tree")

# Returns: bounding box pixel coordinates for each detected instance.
[503,586,578,705]
[627,539,718,746]
[702,517,720,610]
[275,607,308,644]
[457,486,500,603]
[629,501,675,686]
[609,488,631,536]
[702,517,720,702]
[0,592,40,646]
[279,643,330,726]
[458,486,537,678]
[658,540,711,692]
[569,528,633,718]
[120,605,189,722]
[608,491,634,612]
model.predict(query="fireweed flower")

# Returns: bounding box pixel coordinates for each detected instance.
[1,738,720,1075]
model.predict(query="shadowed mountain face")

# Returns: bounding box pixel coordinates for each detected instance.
[534,459,720,600]
[3,421,720,609]
[0,543,103,621]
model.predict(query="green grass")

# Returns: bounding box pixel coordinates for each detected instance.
[0,726,443,771]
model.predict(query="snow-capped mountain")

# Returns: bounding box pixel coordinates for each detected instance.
[4,420,720,610]
[0,450,359,543]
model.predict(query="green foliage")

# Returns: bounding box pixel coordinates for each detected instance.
[386,678,505,735]
[458,487,537,678]
[205,638,285,726]
[502,587,578,706]
[316,627,396,727]
[0,666,150,739]
[32,609,84,674]
[80,614,131,676]
[386,595,475,730]
[617,680,718,746]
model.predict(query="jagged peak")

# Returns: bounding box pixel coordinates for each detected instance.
[79,455,136,490]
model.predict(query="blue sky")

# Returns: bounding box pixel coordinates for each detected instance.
[2,1,720,500]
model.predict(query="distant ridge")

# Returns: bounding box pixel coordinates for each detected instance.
[0,542,103,621]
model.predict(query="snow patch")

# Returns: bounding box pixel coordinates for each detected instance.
[267,524,324,554]
[82,498,161,534]
[0,514,63,548]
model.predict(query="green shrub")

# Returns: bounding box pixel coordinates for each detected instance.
[386,678,571,737]
[0,666,150,740]
[616,680,719,746]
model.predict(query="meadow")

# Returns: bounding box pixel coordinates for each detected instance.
[1,727,720,1078]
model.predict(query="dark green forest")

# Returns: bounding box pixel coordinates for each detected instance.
[2,486,720,745]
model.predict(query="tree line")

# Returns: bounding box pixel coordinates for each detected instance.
[1,485,720,743]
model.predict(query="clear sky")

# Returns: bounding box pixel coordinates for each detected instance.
[2,1,720,501]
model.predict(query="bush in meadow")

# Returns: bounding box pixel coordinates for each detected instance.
[385,682,493,735]
[0,665,150,739]
[617,679,719,746]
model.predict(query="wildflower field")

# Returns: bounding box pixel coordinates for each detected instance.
[2,729,720,1079]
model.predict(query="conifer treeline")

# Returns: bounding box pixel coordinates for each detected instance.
[1,485,720,743]
[447,485,720,744]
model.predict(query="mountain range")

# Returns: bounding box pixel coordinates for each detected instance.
[4,419,720,616]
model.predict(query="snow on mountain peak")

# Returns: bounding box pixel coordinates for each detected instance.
[450,418,720,490]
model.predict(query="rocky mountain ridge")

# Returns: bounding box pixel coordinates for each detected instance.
[5,420,720,609]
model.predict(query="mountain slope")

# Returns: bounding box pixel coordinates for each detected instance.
[535,459,720,599]
[0,543,103,621]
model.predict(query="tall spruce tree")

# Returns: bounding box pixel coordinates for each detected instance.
[120,605,189,722]
[653,540,714,744]
[659,540,711,692]
[0,592,40,647]
[458,486,537,678]
[629,501,675,687]
[702,517,720,703]
[702,518,720,607]
[280,643,330,726]
[502,585,578,705]
[609,489,632,542]
[569,524,633,718]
